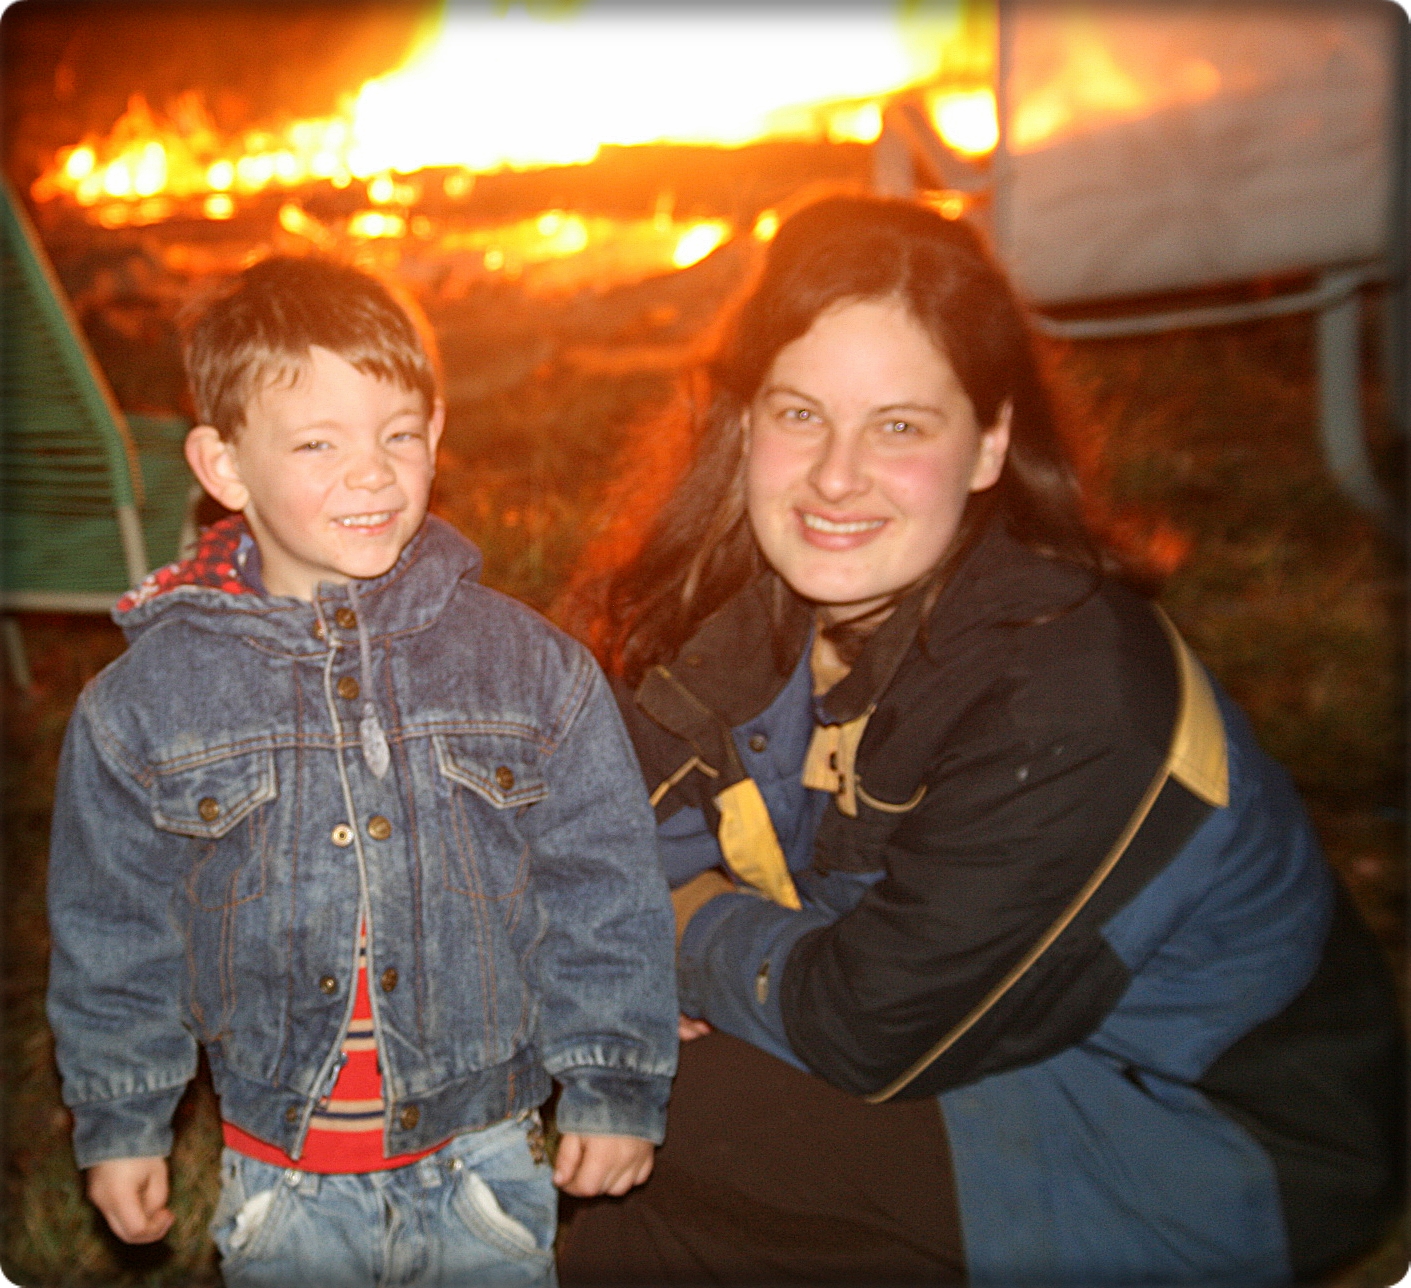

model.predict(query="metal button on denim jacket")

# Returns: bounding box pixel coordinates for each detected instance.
[46,518,678,1168]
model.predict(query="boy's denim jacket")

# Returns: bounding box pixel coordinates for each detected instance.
[46,517,677,1169]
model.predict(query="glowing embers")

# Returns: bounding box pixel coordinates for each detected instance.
[435,210,736,294]
[259,196,737,294]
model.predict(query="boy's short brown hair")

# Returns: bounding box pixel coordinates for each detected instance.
[182,255,440,440]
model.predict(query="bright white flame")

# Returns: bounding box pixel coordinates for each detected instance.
[30,0,1002,235]
[63,146,95,181]
[345,6,952,176]
[929,88,997,156]
[349,210,406,239]
[672,220,729,268]
[752,209,780,241]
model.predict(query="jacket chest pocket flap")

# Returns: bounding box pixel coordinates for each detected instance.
[433,736,548,810]
[151,750,278,839]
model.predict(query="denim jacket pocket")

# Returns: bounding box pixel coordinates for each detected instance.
[433,736,549,810]
[433,735,547,903]
[151,749,277,839]
[153,750,277,911]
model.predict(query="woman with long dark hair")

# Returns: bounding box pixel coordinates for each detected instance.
[558,196,1402,1286]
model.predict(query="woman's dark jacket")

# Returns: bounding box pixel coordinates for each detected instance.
[614,520,1403,1287]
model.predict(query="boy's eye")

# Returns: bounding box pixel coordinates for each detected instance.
[295,439,331,452]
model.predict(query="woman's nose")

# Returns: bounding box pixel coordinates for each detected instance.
[807,428,868,502]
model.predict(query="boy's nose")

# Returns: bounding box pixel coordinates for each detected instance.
[346,447,397,492]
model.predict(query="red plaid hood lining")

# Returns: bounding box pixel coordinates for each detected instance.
[115,515,255,613]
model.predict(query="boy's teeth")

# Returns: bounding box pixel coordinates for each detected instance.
[802,513,885,535]
[337,513,393,527]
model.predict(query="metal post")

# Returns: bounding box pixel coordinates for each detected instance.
[115,503,150,587]
[872,110,917,198]
[1315,269,1396,529]
[2,616,34,694]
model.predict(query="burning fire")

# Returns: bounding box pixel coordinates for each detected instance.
[32,3,996,237]
[24,0,1225,299]
[29,0,1227,252]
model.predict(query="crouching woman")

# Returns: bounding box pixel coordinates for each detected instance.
[558,195,1404,1286]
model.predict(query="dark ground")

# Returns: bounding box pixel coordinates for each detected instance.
[2,230,1405,1283]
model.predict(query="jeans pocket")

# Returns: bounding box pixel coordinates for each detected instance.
[459,1170,540,1256]
[447,1128,556,1264]
[210,1153,289,1273]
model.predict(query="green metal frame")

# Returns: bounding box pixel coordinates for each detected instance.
[2,175,195,613]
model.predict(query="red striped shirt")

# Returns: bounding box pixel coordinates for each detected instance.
[224,925,445,1173]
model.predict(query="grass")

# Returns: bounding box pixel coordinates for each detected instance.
[2,280,1403,1285]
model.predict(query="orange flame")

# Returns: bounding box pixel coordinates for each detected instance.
[32,2,995,230]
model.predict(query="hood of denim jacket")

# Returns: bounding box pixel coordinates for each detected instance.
[112,514,483,651]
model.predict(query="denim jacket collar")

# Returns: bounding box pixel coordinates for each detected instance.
[114,516,482,655]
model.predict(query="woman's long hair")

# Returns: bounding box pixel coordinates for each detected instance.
[570,195,1115,686]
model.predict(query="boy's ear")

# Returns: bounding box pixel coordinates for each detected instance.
[428,399,446,459]
[184,426,250,512]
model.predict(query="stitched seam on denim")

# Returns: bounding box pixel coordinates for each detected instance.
[445,775,476,897]
[506,841,537,1053]
[218,889,234,1040]
[467,802,502,1062]
[503,841,531,930]
[383,672,428,1047]
[541,646,595,755]
[151,741,285,771]
[444,782,500,1061]
[181,879,208,1040]
[235,636,335,661]
[81,695,154,788]
[400,720,551,749]
[277,668,307,1076]
[65,1069,194,1104]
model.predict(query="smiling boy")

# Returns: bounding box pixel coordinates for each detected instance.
[45,256,677,1286]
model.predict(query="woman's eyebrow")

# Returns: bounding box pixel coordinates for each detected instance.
[758,383,821,404]
[875,401,946,416]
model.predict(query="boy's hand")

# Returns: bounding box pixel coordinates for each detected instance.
[87,1156,174,1244]
[552,1133,654,1197]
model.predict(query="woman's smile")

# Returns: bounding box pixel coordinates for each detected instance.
[797,510,888,544]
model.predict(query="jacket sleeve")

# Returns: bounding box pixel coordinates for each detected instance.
[679,673,1158,1099]
[46,693,199,1168]
[522,653,678,1141]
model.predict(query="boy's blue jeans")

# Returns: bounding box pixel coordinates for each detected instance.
[210,1116,557,1287]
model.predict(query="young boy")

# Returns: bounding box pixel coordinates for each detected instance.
[45,256,678,1286]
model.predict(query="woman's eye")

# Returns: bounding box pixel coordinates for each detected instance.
[881,419,920,436]
[782,407,815,423]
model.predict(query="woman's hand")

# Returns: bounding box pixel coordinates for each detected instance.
[679,1014,713,1041]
